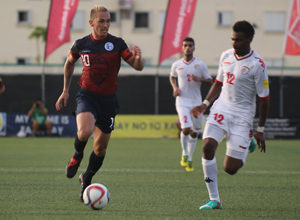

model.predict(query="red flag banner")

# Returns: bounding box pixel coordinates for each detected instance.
[284,0,300,55]
[45,0,79,61]
[158,0,197,65]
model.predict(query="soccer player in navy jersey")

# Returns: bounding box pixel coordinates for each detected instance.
[55,5,144,201]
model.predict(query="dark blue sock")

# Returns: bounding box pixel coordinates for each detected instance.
[84,151,105,183]
[73,135,87,160]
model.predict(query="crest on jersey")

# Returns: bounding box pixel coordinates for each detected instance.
[104,42,114,51]
[240,65,250,75]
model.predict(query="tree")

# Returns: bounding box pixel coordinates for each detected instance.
[28,26,47,64]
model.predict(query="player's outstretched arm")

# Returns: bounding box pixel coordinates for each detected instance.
[191,81,222,117]
[255,98,269,152]
[169,76,180,97]
[55,52,77,111]
[126,45,144,71]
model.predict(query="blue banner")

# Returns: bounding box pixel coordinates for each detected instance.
[0,113,76,137]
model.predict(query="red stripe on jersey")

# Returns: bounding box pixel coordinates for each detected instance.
[239,145,247,150]
[259,96,269,100]
[215,79,223,85]
[121,48,133,61]
[234,50,253,61]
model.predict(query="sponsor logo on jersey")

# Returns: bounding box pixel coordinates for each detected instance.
[223,61,231,64]
[104,42,114,51]
[264,80,269,89]
[240,65,250,75]
[177,67,184,71]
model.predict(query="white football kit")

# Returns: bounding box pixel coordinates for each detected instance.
[203,49,269,162]
[170,57,212,131]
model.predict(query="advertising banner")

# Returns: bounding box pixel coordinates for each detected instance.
[45,0,79,60]
[0,113,76,137]
[159,0,197,64]
[113,115,178,138]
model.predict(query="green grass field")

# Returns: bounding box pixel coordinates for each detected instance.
[0,137,299,220]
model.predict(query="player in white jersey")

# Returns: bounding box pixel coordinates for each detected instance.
[191,21,269,209]
[170,37,212,172]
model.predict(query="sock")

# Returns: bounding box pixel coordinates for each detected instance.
[180,131,189,156]
[73,135,87,160]
[202,157,220,202]
[187,136,197,161]
[84,151,105,184]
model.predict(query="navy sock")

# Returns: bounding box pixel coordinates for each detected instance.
[84,151,105,184]
[73,135,87,160]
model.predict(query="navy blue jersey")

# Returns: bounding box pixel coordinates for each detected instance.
[70,34,132,94]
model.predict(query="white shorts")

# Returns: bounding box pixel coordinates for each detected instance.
[176,105,203,133]
[203,110,253,163]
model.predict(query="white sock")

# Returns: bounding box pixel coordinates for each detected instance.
[202,157,220,202]
[180,131,188,156]
[187,136,197,161]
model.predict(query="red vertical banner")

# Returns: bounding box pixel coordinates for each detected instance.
[158,0,197,65]
[284,0,300,55]
[45,0,79,61]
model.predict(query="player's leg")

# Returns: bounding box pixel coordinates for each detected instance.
[248,133,256,153]
[200,123,225,210]
[185,113,203,172]
[223,128,251,175]
[185,130,197,172]
[79,127,111,201]
[176,106,192,167]
[79,94,119,201]
[66,112,95,178]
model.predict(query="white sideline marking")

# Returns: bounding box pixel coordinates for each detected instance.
[0,167,299,175]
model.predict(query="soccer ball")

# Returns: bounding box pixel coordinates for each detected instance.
[83,183,110,210]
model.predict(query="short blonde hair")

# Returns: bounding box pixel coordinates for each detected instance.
[90,5,109,19]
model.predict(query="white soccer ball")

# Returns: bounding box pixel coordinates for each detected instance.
[83,183,110,210]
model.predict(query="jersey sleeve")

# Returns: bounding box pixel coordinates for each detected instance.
[70,40,80,59]
[216,52,225,83]
[170,62,177,77]
[119,39,133,61]
[254,58,269,99]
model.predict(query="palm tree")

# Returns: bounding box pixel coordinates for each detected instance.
[28,26,47,64]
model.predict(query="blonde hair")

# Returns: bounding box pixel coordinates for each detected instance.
[90,5,109,19]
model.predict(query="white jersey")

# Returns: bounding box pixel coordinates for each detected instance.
[212,48,269,124]
[170,57,212,107]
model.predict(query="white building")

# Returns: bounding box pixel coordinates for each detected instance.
[0,0,298,76]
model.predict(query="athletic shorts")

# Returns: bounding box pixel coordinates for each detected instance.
[203,109,253,163]
[176,105,203,132]
[75,88,119,134]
